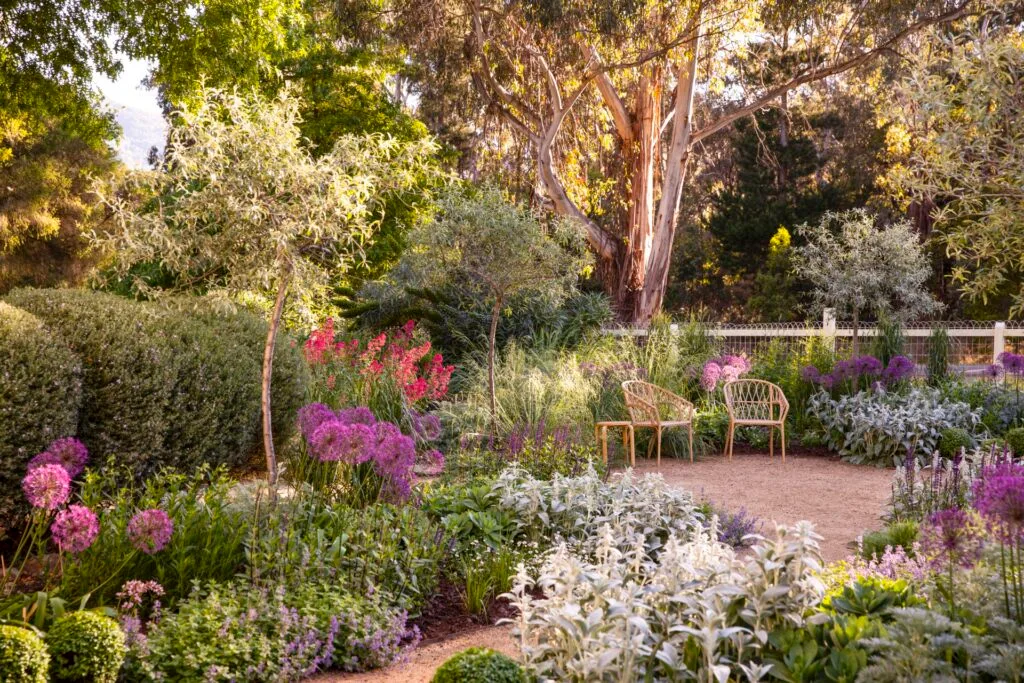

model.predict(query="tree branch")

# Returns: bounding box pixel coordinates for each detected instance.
[690,1,975,145]
[582,44,634,143]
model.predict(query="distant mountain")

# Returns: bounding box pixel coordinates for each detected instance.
[112,104,166,169]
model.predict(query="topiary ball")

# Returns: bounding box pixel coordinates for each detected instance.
[0,624,49,683]
[938,427,973,459]
[1006,428,1024,457]
[432,647,523,683]
[46,611,125,683]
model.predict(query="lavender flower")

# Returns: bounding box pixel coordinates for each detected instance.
[22,463,71,511]
[51,504,99,553]
[127,508,174,554]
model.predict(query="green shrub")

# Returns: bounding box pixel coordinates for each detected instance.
[46,611,125,683]
[3,288,306,476]
[0,624,49,683]
[927,327,950,386]
[0,303,82,530]
[938,427,974,458]
[1006,428,1024,456]
[432,647,523,683]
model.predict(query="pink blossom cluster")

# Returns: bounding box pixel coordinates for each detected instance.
[127,508,175,554]
[303,319,454,404]
[700,355,751,392]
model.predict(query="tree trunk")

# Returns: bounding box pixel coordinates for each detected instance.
[487,297,502,432]
[262,264,291,490]
[618,68,662,320]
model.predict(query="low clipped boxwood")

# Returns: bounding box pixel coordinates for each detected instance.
[4,288,306,477]
[1007,428,1024,457]
[46,611,125,683]
[432,647,523,683]
[0,302,81,530]
[938,427,973,458]
[0,624,49,683]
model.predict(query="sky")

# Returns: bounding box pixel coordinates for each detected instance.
[93,55,167,168]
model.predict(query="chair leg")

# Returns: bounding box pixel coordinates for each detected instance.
[645,429,656,460]
[769,426,774,459]
[629,426,636,467]
[781,423,786,463]
[726,421,735,459]
[601,425,609,465]
[688,423,694,463]
[656,426,662,468]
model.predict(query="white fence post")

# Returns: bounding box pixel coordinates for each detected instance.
[994,321,1007,364]
[823,308,837,354]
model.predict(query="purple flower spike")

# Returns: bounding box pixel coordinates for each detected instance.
[128,508,174,554]
[921,508,983,569]
[51,504,99,553]
[22,464,71,511]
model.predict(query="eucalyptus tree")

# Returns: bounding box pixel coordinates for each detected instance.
[794,209,941,354]
[391,0,976,323]
[97,88,438,486]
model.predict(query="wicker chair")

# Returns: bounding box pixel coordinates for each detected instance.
[622,380,695,466]
[722,379,790,461]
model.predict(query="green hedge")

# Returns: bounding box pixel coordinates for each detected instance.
[2,289,307,480]
[0,303,82,530]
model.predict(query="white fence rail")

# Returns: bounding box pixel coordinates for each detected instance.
[608,309,1024,371]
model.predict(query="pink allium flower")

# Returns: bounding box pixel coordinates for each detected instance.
[51,504,99,553]
[700,361,722,392]
[724,355,751,373]
[337,406,377,427]
[297,403,336,442]
[22,464,71,511]
[720,364,740,383]
[29,437,89,478]
[921,508,983,569]
[128,508,174,554]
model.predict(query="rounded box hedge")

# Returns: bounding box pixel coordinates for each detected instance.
[2,288,306,479]
[0,302,81,531]
[0,624,49,683]
[432,647,523,683]
[46,611,125,683]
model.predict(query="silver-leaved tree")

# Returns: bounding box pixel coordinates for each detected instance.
[407,186,590,425]
[97,88,438,487]
[795,209,941,354]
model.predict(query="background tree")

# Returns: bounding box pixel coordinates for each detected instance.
[96,88,438,487]
[407,186,590,422]
[389,0,976,323]
[794,209,941,354]
[881,18,1024,317]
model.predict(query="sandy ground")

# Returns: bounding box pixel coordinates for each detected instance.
[316,449,894,681]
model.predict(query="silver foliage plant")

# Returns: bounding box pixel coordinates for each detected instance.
[807,388,979,467]
[495,467,825,682]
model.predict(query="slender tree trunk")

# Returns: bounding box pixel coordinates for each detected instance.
[852,309,860,357]
[487,297,502,432]
[262,263,292,490]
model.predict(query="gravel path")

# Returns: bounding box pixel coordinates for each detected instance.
[316,450,894,681]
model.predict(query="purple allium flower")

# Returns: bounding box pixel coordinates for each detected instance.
[883,355,915,383]
[984,363,1004,380]
[22,463,71,511]
[34,438,88,475]
[297,403,337,442]
[720,364,741,383]
[833,359,854,381]
[853,355,883,377]
[310,421,376,464]
[426,449,445,469]
[999,352,1024,376]
[373,422,416,501]
[700,361,722,392]
[51,504,99,553]
[800,365,821,383]
[337,406,377,427]
[974,463,1024,541]
[818,373,836,390]
[409,411,442,441]
[921,508,983,569]
[127,508,174,554]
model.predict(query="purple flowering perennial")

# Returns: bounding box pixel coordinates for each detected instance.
[127,508,175,554]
